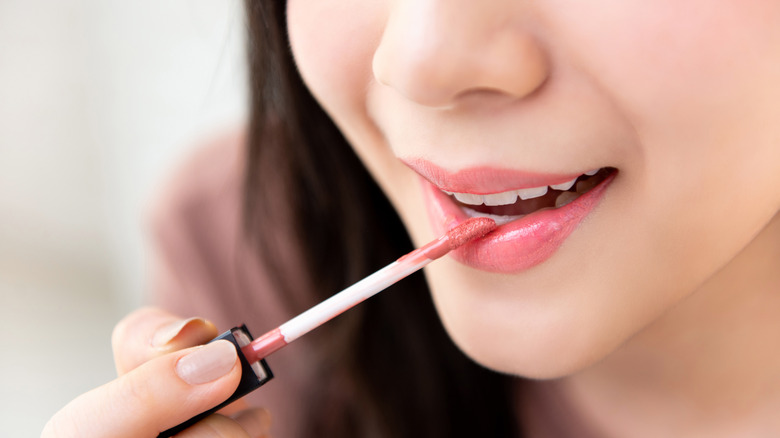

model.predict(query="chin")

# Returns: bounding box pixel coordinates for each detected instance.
[423,261,637,380]
[447,315,623,380]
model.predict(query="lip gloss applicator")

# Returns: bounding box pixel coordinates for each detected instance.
[242,216,497,364]
[159,217,497,437]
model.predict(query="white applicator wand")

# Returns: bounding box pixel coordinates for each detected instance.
[242,216,497,363]
[159,217,497,437]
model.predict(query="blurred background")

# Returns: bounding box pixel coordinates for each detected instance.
[0,0,247,435]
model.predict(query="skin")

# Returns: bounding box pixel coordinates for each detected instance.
[42,308,272,437]
[44,1,780,436]
[287,0,780,436]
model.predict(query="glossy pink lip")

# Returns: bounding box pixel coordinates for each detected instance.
[418,166,616,273]
[404,158,583,194]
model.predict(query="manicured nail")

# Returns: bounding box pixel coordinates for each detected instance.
[175,340,237,385]
[152,317,208,347]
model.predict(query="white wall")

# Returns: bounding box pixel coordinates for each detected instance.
[0,0,247,434]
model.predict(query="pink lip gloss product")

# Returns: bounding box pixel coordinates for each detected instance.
[423,171,615,273]
[242,216,497,364]
[158,217,497,437]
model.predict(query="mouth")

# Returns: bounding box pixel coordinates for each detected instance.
[446,168,615,225]
[412,162,618,273]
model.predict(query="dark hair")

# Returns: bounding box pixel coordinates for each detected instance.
[243,1,519,436]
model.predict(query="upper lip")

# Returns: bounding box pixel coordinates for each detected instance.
[402,158,587,194]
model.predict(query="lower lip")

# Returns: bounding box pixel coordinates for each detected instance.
[422,172,616,273]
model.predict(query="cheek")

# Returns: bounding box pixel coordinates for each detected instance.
[287,0,385,125]
[287,0,428,239]
[564,1,780,142]
[552,0,780,239]
[551,1,780,107]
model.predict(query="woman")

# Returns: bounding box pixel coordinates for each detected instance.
[44,0,780,436]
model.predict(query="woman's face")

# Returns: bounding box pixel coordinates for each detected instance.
[287,0,780,377]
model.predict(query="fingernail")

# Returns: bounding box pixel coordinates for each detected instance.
[152,317,209,347]
[176,340,237,385]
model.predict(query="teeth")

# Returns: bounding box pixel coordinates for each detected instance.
[517,185,548,200]
[576,178,599,193]
[555,191,581,208]
[483,190,518,206]
[462,207,522,225]
[550,177,577,191]
[453,189,524,206]
[445,168,604,207]
[453,192,484,205]
[451,185,549,206]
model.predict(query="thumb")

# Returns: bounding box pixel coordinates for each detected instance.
[43,340,241,438]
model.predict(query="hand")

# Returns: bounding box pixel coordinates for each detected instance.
[42,307,272,437]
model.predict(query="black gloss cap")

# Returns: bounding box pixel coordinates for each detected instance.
[157,325,273,437]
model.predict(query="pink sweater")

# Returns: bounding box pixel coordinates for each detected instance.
[147,131,312,438]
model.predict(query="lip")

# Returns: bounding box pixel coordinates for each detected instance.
[403,158,583,194]
[419,166,616,273]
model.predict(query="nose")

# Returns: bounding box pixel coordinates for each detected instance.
[372,0,549,108]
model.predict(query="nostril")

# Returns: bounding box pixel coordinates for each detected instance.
[451,87,527,108]
[478,31,550,98]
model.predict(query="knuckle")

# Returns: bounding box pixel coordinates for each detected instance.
[180,415,249,438]
[42,406,87,438]
[112,372,160,417]
[110,316,131,351]
[112,307,170,359]
[200,422,227,438]
[41,416,67,438]
[112,306,154,348]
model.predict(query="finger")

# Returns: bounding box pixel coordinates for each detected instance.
[176,408,271,438]
[216,398,250,416]
[43,340,241,438]
[233,408,272,437]
[112,307,218,375]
